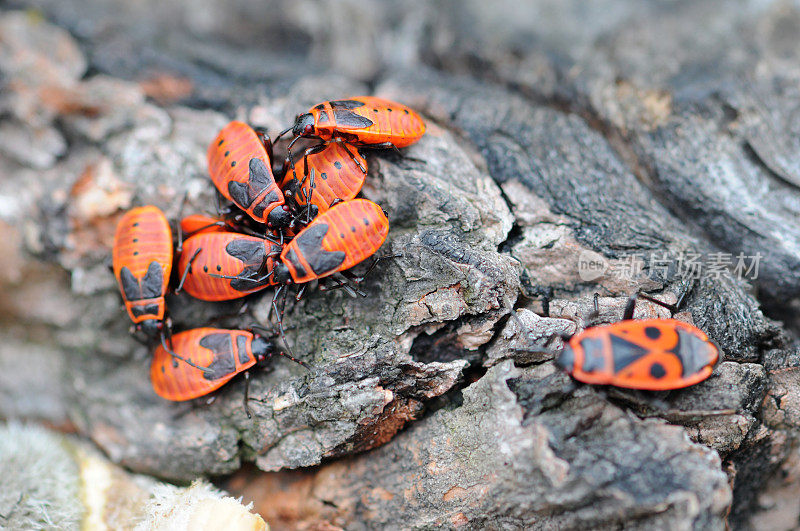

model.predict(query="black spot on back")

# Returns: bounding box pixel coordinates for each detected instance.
[644,326,661,339]
[333,161,342,169]
[649,362,667,379]
[226,238,265,265]
[318,110,329,124]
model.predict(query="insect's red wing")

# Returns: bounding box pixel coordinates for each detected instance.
[151,328,256,401]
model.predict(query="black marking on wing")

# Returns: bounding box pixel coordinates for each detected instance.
[283,247,308,279]
[579,337,607,373]
[236,335,251,364]
[199,333,237,381]
[225,238,269,292]
[141,262,164,298]
[252,189,281,218]
[672,329,714,377]
[295,223,346,275]
[228,158,274,209]
[120,262,163,301]
[226,239,265,265]
[317,110,329,124]
[555,345,575,371]
[131,303,160,318]
[120,267,141,300]
[609,334,650,372]
[333,109,374,128]
[315,103,325,110]
[330,99,365,109]
[229,181,252,208]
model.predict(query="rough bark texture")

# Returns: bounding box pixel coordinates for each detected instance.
[3,1,800,529]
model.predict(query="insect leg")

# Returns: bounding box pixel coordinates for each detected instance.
[243,371,253,419]
[160,334,208,372]
[208,269,275,285]
[582,293,602,327]
[271,286,296,358]
[253,126,273,163]
[330,137,367,174]
[305,169,316,224]
[286,135,304,182]
[507,311,565,356]
[342,254,400,284]
[632,292,678,317]
[622,293,639,320]
[294,283,308,301]
[275,350,311,370]
[318,274,362,297]
[175,248,202,293]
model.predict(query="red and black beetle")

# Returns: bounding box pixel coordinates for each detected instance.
[176,231,282,302]
[208,121,292,229]
[520,293,720,391]
[279,96,426,149]
[151,326,308,417]
[272,198,389,287]
[112,206,173,337]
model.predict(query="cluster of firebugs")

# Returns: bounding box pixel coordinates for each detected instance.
[111,96,719,417]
